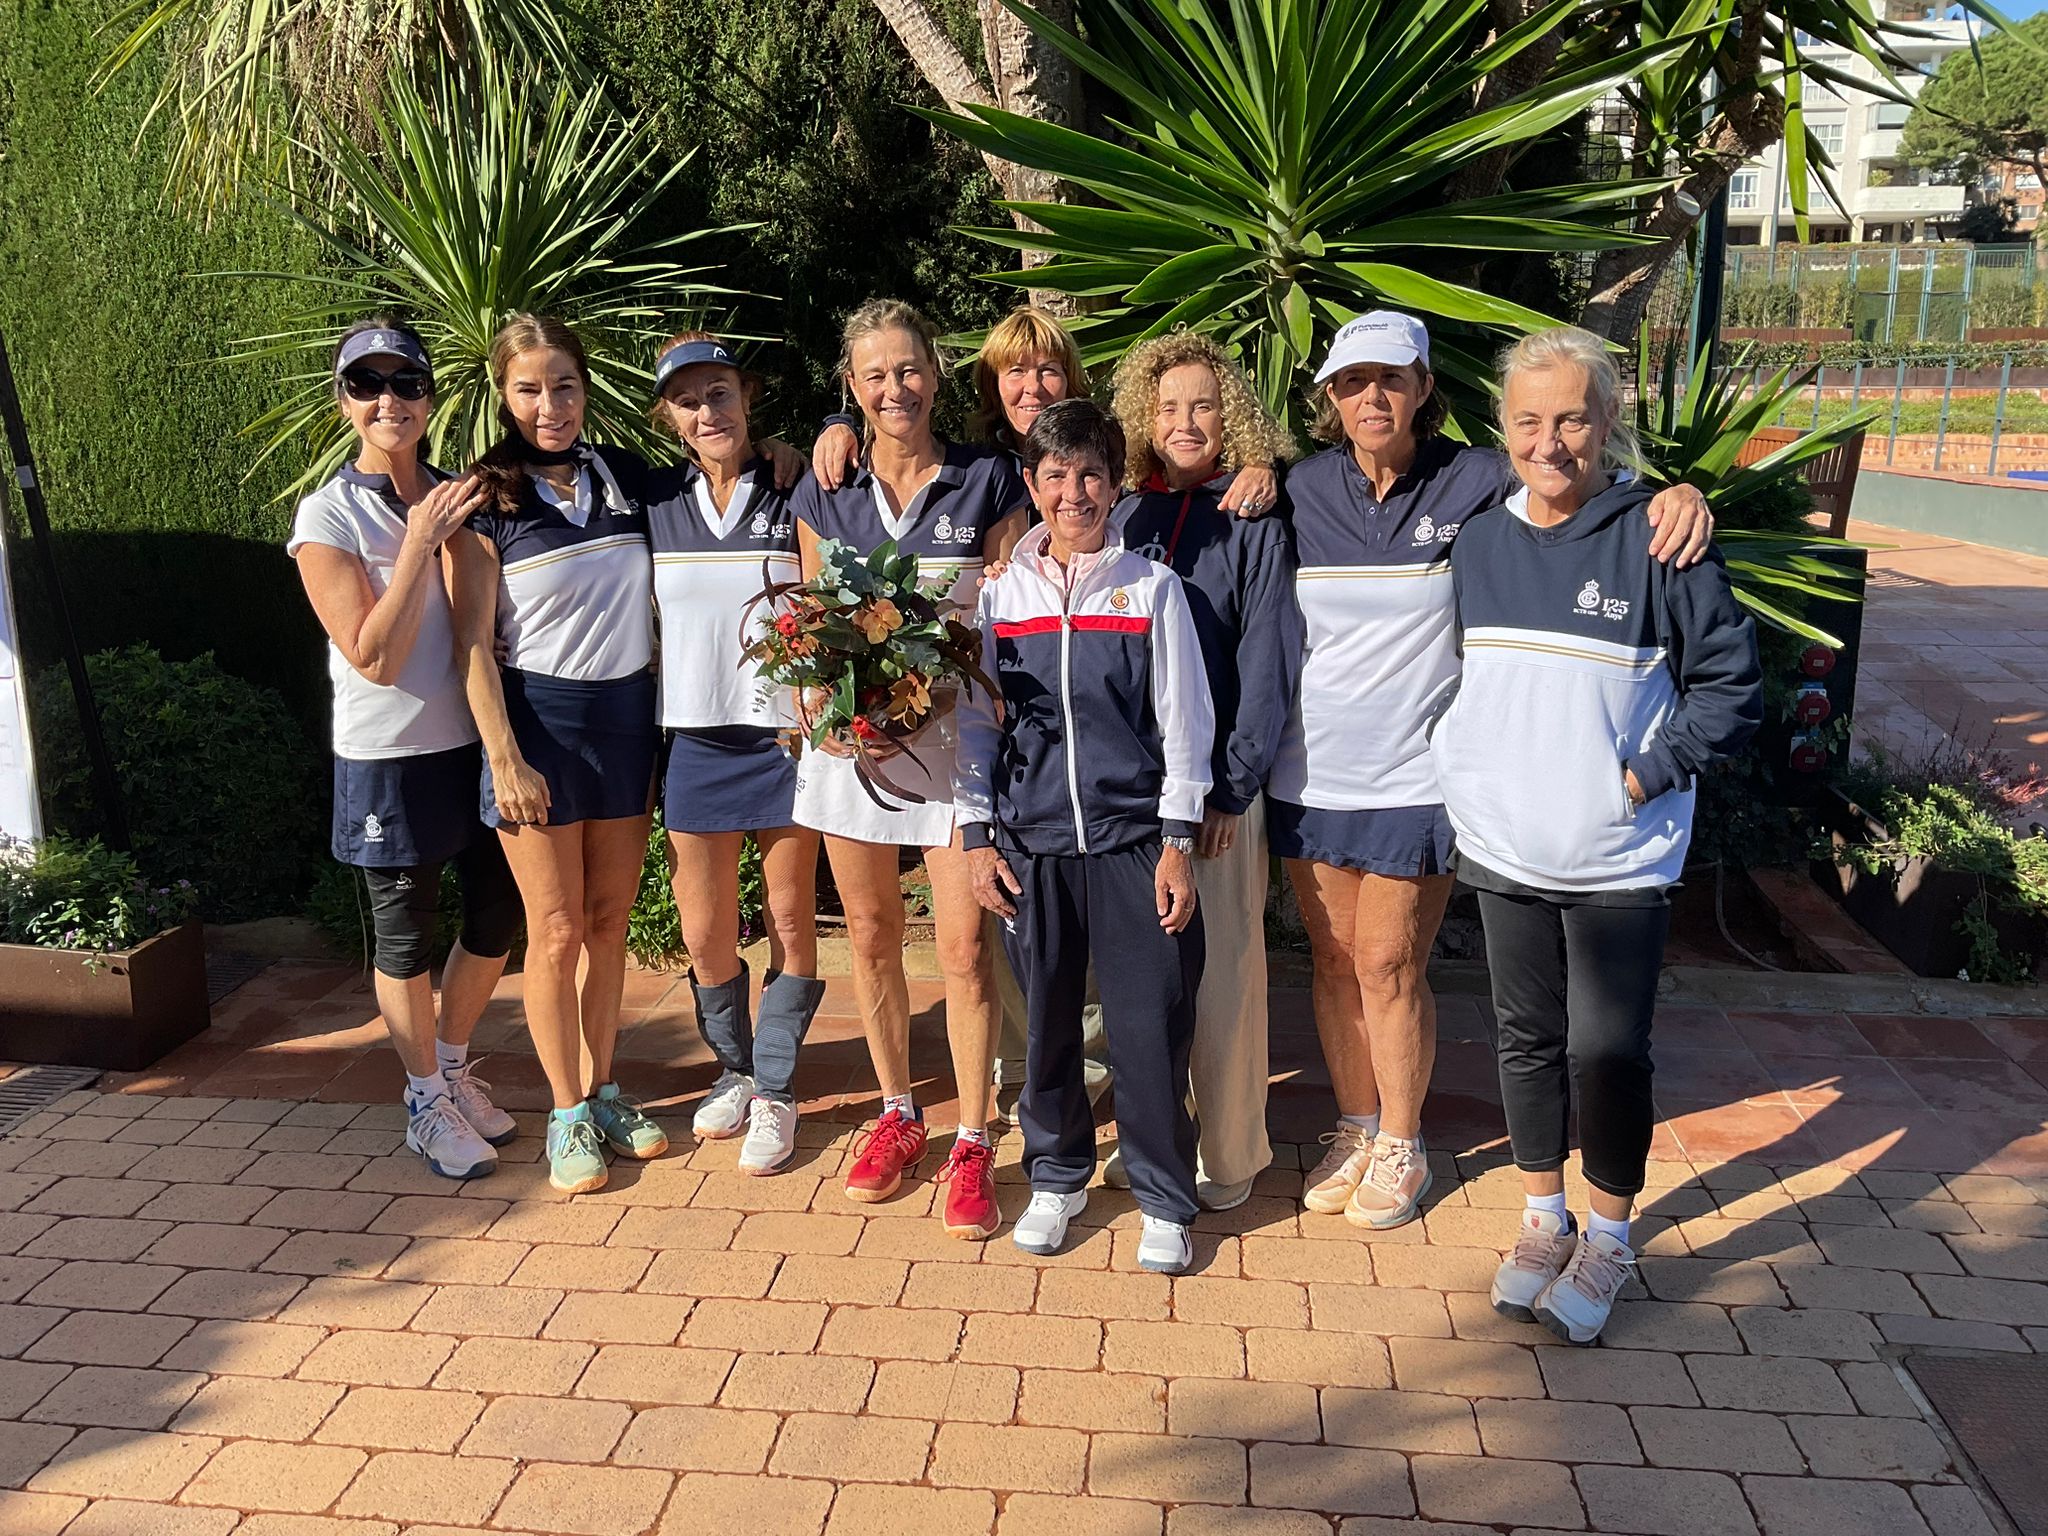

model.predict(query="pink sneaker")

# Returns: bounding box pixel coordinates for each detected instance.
[1343,1134,1432,1229]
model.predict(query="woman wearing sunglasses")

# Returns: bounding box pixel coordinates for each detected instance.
[287,318,523,1182]
[447,312,670,1195]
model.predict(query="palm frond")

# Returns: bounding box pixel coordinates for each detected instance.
[219,52,757,500]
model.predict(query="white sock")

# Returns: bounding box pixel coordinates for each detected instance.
[883,1093,918,1120]
[1587,1210,1633,1248]
[435,1039,469,1075]
[956,1125,990,1149]
[1340,1112,1380,1136]
[1527,1191,1570,1221]
[405,1070,449,1110]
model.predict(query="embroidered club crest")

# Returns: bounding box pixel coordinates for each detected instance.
[363,813,385,843]
[1576,580,1602,612]
[935,514,954,543]
[1110,589,1130,611]
[750,510,770,536]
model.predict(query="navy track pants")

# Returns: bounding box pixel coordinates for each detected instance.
[998,840,1205,1225]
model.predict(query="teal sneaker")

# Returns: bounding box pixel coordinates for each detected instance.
[591,1084,670,1160]
[546,1113,608,1194]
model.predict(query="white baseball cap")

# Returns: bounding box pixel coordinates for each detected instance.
[1313,311,1431,382]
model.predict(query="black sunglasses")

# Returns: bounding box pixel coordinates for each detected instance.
[340,366,433,402]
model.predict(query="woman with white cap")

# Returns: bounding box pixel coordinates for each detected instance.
[644,330,824,1178]
[1434,326,1760,1342]
[289,318,522,1183]
[1271,311,1712,1232]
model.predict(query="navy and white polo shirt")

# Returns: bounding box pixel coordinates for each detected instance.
[287,462,479,760]
[647,458,802,729]
[790,441,1026,611]
[1267,438,1513,811]
[468,444,654,682]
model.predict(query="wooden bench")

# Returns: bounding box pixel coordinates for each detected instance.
[1733,424,1866,538]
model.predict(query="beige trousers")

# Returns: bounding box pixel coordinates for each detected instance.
[1189,796,1273,1187]
[994,916,1107,1067]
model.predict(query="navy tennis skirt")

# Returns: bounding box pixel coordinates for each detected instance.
[1266,797,1455,877]
[662,725,798,833]
[333,744,487,868]
[482,668,658,829]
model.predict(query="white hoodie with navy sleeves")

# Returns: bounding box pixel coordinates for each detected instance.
[1429,477,1763,894]
[953,524,1214,857]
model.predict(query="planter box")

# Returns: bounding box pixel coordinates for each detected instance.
[1809,791,2046,979]
[0,920,209,1071]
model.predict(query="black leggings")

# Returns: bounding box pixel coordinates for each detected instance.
[359,838,522,981]
[1475,889,1669,1200]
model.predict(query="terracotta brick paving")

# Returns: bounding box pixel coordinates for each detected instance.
[1845,515,2048,785]
[2,961,2046,1533]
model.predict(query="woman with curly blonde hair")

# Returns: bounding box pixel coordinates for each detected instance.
[1103,329,1303,1210]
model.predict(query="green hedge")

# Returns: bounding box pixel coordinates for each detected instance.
[0,0,327,733]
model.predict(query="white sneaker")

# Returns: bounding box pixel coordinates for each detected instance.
[737,1097,798,1176]
[1196,1176,1255,1212]
[406,1095,497,1180]
[1534,1229,1636,1345]
[1136,1214,1193,1274]
[1302,1121,1375,1213]
[1013,1189,1087,1254]
[445,1065,516,1146]
[1102,1146,1131,1189]
[694,1070,754,1139]
[1492,1208,1577,1322]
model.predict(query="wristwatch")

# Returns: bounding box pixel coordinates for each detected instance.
[1163,835,1195,853]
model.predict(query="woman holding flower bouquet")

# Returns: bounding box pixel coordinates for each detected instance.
[447,313,670,1196]
[645,332,824,1178]
[788,299,1031,1240]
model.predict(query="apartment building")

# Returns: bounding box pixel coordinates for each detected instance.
[1725,3,1985,245]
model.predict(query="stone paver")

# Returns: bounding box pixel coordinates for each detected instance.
[7,974,2045,1536]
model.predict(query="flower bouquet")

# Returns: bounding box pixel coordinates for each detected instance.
[742,538,995,806]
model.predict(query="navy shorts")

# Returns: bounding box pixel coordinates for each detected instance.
[1266,797,1454,877]
[483,668,658,829]
[333,744,487,867]
[662,726,798,833]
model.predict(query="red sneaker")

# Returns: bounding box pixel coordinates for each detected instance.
[845,1109,928,1203]
[937,1136,1000,1240]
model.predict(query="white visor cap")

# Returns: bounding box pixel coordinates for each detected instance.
[1313,311,1431,383]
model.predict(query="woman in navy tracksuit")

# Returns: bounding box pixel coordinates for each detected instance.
[1431,326,1762,1345]
[956,399,1216,1275]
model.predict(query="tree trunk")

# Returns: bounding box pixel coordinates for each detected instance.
[1442,0,1566,206]
[873,0,1082,311]
[1579,23,1778,341]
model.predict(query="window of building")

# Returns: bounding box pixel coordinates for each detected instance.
[1872,102,1913,130]
[2018,172,2042,190]
[1811,119,1846,160]
[1729,170,1760,210]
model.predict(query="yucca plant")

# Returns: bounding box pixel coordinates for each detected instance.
[1635,331,1873,645]
[224,54,756,500]
[96,0,584,210]
[922,0,1691,429]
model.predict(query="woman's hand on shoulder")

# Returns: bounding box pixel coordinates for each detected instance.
[408,474,486,552]
[759,436,807,491]
[1645,482,1713,567]
[1222,462,1279,519]
[811,421,861,491]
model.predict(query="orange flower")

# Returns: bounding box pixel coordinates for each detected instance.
[854,599,904,644]
[885,674,931,722]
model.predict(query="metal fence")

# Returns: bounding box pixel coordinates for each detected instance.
[1724,243,2046,345]
[1732,351,2048,479]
